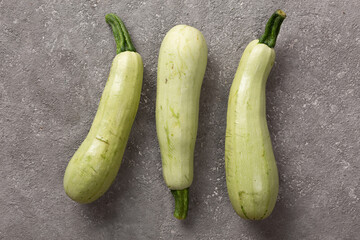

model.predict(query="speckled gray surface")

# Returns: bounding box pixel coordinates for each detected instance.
[1,0,360,239]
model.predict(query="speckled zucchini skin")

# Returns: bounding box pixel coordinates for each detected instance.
[156,25,207,190]
[64,52,143,203]
[225,40,278,220]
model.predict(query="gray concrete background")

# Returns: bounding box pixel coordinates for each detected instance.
[1,0,359,239]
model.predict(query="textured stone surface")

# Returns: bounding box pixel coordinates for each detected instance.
[1,0,359,239]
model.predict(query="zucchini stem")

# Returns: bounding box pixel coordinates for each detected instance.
[171,188,189,220]
[115,16,136,52]
[105,13,136,54]
[259,9,286,48]
[105,14,125,54]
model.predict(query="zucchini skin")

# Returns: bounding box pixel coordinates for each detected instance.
[156,25,208,190]
[225,40,278,220]
[64,52,143,203]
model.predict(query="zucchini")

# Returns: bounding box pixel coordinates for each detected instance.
[156,25,208,219]
[225,10,286,220]
[63,14,143,203]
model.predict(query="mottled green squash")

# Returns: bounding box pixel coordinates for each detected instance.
[156,25,207,219]
[225,10,286,220]
[63,14,142,203]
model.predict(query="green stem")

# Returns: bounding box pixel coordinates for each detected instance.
[259,9,286,48]
[171,188,189,220]
[114,16,136,52]
[105,13,136,54]
[105,13,125,54]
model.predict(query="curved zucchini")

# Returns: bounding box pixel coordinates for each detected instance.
[156,25,208,219]
[63,14,143,204]
[225,10,286,220]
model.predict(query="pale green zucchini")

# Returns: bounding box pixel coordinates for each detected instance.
[156,25,208,219]
[225,10,286,220]
[63,14,143,204]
